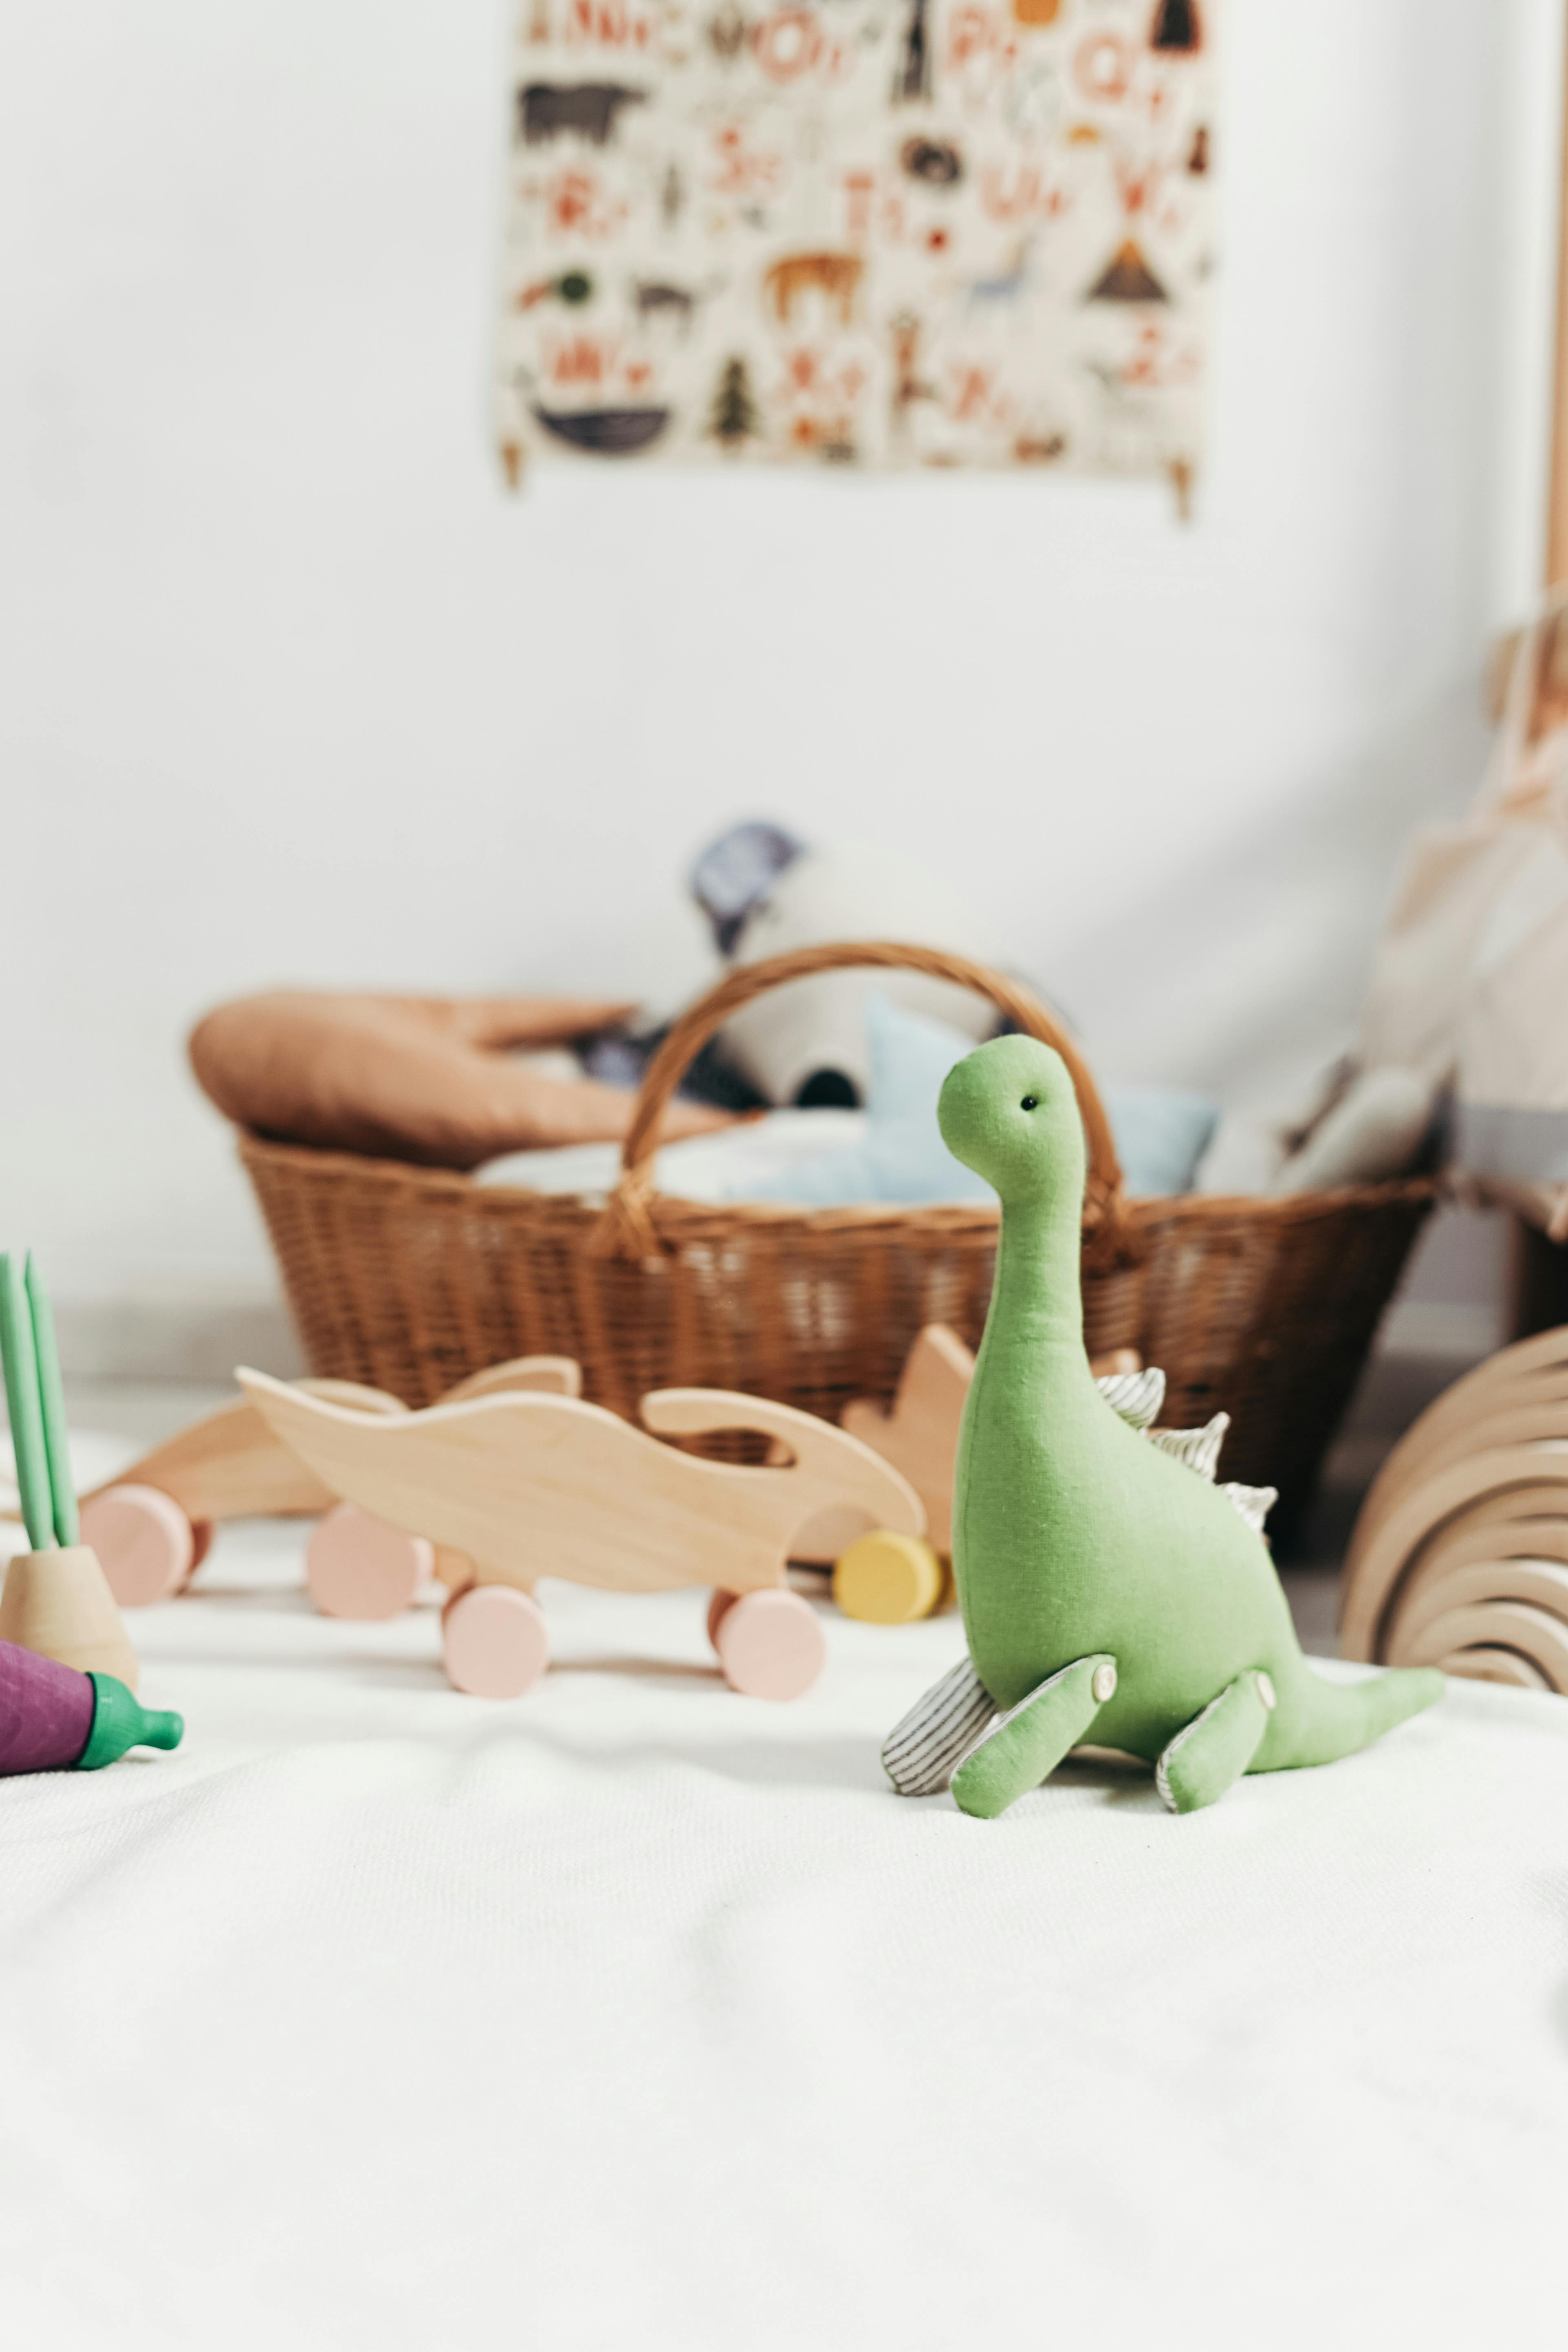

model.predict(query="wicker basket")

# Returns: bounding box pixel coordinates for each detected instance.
[237,942,1434,1524]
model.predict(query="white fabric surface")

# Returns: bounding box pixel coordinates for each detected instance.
[2,1510,1566,2351]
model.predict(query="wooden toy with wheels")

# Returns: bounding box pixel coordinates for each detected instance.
[842,1325,976,1561]
[75,1358,581,1613]
[237,1368,924,1700]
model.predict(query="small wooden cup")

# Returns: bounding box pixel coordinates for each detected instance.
[0,1546,139,1689]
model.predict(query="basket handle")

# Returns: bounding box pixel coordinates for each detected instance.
[589,941,1128,1260]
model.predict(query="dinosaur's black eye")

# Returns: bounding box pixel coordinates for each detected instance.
[1020,1095,1038,1111]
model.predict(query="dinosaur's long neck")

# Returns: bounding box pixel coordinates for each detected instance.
[976,1184,1086,1378]
[954,1175,1092,1629]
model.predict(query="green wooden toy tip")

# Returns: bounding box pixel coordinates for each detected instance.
[77,1675,185,1771]
[0,1253,54,1553]
[25,1255,77,1548]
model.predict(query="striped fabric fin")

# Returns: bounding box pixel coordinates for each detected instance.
[881,1657,998,1798]
[1220,1481,1277,1536]
[1096,1366,1165,1431]
[1147,1412,1229,1482]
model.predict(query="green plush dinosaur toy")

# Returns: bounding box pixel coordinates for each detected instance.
[881,1035,1443,1818]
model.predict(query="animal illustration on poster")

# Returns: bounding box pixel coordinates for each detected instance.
[495,0,1216,489]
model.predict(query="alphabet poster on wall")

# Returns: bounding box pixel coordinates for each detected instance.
[494,0,1217,489]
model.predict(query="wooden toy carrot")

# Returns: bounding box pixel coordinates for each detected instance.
[0,1251,139,1687]
[0,1253,53,1551]
[26,1253,77,1547]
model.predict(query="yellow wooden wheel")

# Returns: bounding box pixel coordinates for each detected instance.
[833,1531,946,1624]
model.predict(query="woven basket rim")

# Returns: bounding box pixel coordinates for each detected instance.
[236,1128,1440,1233]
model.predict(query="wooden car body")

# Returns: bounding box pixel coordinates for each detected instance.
[237,1370,923,1600]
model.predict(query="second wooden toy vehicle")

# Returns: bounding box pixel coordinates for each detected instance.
[236,1369,923,1701]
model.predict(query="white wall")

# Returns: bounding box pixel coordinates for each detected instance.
[0,0,1560,1338]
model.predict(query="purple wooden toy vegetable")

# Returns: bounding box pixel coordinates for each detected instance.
[0,1637,182,1775]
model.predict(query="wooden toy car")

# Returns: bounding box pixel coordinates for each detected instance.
[75,1358,581,1614]
[238,1369,923,1701]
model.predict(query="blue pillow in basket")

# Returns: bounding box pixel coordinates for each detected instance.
[763,995,1216,1207]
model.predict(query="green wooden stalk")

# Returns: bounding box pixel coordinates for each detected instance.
[26,1255,77,1546]
[0,1252,54,1552]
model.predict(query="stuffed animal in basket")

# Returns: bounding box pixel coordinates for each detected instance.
[881,1036,1444,1818]
[238,1370,922,1702]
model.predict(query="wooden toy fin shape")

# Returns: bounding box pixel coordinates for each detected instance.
[441,1357,581,1404]
[0,1252,138,1686]
[74,1364,574,1527]
[843,1325,974,1553]
[236,1369,922,1599]
[84,1383,407,1533]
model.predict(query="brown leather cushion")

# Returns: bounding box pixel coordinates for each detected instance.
[189,991,729,1170]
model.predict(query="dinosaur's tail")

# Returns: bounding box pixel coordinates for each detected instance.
[1276,1661,1444,1768]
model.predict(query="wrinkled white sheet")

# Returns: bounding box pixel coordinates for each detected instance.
[1,1515,1564,2352]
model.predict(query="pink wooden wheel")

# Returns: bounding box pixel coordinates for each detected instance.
[441,1584,550,1698]
[79,1484,195,1607]
[307,1504,431,1622]
[714,1588,826,1701]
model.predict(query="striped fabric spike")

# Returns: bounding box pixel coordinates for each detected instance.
[1147,1412,1230,1482]
[1220,1482,1277,1536]
[882,1656,998,1798]
[1097,1367,1165,1431]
